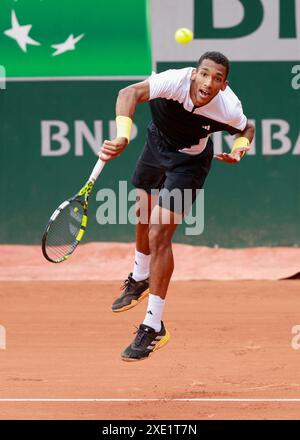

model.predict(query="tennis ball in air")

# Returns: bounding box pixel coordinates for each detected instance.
[174,27,193,44]
[74,207,79,213]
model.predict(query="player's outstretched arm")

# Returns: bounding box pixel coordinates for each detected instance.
[99,80,150,161]
[214,120,255,164]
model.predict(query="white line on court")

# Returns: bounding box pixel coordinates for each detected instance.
[6,76,147,82]
[0,398,300,402]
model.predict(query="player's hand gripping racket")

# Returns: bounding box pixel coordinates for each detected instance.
[42,159,105,263]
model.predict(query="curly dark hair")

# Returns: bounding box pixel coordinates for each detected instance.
[196,51,230,78]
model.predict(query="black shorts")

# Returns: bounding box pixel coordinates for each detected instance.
[131,122,214,214]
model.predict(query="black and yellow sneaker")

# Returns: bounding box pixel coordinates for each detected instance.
[121,321,170,362]
[111,273,149,313]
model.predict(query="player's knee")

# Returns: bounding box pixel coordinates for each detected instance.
[149,224,172,254]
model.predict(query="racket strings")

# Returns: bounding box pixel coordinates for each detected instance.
[45,201,84,262]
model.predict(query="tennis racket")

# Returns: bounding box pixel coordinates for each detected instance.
[42,159,105,263]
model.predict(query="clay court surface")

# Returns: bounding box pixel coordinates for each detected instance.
[1,276,300,420]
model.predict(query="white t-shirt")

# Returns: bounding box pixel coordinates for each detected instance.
[148,67,247,155]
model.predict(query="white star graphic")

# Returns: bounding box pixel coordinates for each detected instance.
[4,10,40,52]
[51,34,84,56]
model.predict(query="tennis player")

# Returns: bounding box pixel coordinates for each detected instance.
[99,51,255,361]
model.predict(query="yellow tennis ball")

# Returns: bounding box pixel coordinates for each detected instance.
[73,207,79,213]
[174,27,193,44]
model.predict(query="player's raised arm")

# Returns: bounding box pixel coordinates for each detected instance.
[116,80,150,116]
[99,80,150,162]
[214,121,255,164]
[237,120,255,145]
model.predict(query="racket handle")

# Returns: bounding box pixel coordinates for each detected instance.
[89,159,106,182]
